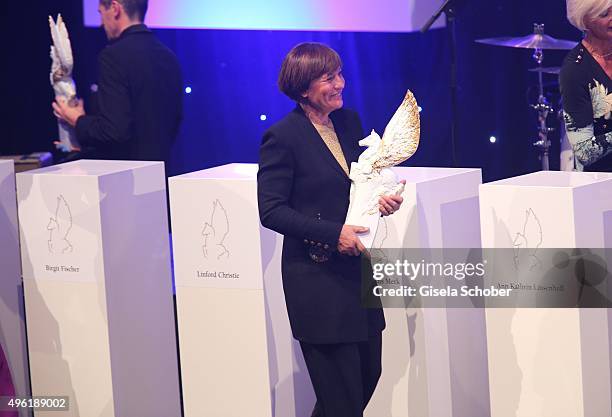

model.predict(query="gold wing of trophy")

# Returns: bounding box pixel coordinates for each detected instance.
[372,90,420,171]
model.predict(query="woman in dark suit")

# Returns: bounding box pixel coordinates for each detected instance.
[257,43,402,417]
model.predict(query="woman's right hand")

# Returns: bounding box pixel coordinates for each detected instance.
[337,225,369,256]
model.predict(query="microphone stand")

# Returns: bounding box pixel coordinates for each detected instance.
[421,0,465,167]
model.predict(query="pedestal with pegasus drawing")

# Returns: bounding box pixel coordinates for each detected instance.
[169,164,312,417]
[480,171,612,417]
[364,165,485,417]
[16,160,180,417]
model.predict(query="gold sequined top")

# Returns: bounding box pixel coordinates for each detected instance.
[312,121,350,176]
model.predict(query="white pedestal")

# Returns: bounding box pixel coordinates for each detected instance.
[16,160,181,417]
[366,167,489,417]
[0,160,30,415]
[169,163,312,417]
[479,171,612,417]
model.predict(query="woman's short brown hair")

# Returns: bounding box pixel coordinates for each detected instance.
[278,43,342,102]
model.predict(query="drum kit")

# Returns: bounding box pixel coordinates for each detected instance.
[476,23,578,170]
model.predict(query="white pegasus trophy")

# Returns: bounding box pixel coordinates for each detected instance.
[345,90,420,248]
[49,14,80,151]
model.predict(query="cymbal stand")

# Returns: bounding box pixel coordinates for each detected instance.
[530,24,554,170]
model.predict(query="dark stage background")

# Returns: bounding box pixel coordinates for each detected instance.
[1,0,581,181]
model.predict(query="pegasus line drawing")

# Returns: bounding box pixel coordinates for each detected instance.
[47,194,73,254]
[370,217,390,263]
[202,199,230,260]
[512,208,543,271]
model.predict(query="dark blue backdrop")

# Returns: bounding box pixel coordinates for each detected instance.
[2,0,582,181]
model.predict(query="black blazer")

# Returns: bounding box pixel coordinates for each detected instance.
[257,106,385,344]
[76,24,183,167]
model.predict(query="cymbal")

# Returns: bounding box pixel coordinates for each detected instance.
[476,33,577,50]
[528,66,561,75]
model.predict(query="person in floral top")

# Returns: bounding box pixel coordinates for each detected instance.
[561,0,612,171]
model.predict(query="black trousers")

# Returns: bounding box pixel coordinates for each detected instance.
[299,334,382,417]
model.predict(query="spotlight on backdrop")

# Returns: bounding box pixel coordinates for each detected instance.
[185,86,192,94]
[260,114,267,121]
[489,136,497,143]
[83,0,446,32]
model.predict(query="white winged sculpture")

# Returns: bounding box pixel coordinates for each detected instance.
[345,90,420,248]
[49,14,80,151]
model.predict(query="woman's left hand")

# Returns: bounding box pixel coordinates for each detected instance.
[379,191,404,216]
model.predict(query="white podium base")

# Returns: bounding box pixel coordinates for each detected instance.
[480,171,612,417]
[17,160,181,417]
[170,163,313,417]
[366,167,488,417]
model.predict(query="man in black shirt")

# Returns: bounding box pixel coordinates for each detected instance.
[53,0,183,170]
